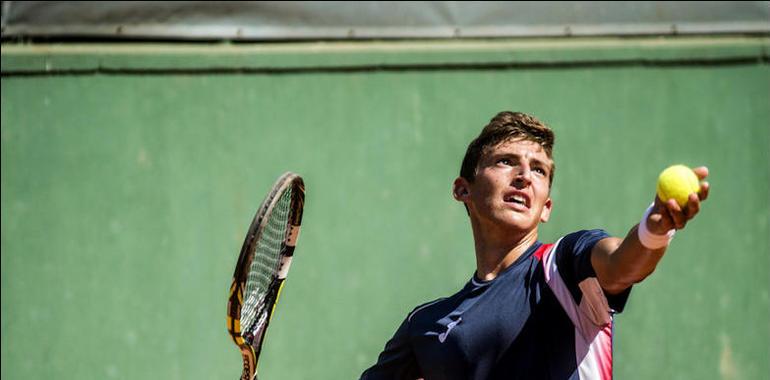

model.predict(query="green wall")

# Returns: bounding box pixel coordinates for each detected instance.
[2,37,769,379]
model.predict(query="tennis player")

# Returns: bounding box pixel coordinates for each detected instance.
[361,111,709,379]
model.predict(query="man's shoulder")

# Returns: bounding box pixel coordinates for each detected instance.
[548,229,611,253]
[406,297,450,323]
[406,282,471,324]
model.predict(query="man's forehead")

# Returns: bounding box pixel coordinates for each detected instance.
[487,138,550,160]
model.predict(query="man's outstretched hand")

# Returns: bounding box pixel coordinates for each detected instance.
[647,166,710,234]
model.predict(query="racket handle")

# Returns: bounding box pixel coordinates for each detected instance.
[240,370,257,380]
[240,347,256,380]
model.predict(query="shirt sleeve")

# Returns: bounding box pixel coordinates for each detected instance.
[554,229,632,314]
[360,316,421,380]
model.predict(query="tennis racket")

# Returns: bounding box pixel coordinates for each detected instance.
[226,172,305,380]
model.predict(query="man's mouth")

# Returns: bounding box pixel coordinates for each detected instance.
[504,193,529,208]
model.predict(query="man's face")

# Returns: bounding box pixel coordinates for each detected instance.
[455,138,553,234]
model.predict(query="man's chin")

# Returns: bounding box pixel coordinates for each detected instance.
[501,216,538,232]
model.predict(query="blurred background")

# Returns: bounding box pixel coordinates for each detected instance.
[2,2,769,379]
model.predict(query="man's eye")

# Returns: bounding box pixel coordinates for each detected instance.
[497,159,512,166]
[534,167,546,175]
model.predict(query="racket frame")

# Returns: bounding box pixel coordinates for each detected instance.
[226,172,305,380]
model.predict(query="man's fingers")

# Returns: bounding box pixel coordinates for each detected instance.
[648,211,663,224]
[648,197,674,233]
[686,193,700,219]
[666,199,687,229]
[693,166,709,180]
[699,181,710,201]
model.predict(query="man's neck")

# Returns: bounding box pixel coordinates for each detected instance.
[472,223,539,281]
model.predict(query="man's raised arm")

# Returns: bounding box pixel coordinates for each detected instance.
[590,166,710,295]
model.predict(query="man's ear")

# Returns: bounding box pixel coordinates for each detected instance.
[540,197,553,223]
[453,177,470,202]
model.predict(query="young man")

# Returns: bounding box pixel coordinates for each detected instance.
[361,111,709,379]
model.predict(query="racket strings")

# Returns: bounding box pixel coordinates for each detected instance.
[241,188,293,336]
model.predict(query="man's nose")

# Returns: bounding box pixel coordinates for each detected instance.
[512,166,532,188]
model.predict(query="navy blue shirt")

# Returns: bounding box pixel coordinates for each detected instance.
[361,230,631,380]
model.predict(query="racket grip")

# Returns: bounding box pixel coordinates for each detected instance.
[240,370,257,380]
[240,346,256,380]
[240,365,256,380]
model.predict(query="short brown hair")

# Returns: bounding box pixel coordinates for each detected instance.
[460,111,555,185]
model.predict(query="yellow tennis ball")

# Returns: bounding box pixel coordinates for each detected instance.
[657,165,700,207]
